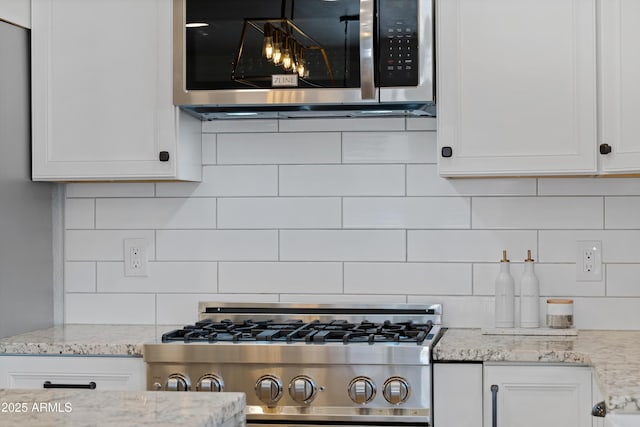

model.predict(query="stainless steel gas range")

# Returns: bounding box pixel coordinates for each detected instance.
[144,302,443,427]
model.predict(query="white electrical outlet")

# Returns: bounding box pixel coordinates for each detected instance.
[124,238,148,277]
[576,240,602,281]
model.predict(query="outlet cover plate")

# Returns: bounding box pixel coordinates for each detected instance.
[576,240,602,281]
[124,238,148,277]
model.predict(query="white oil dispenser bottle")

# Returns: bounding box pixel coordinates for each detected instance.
[495,250,515,328]
[520,250,540,328]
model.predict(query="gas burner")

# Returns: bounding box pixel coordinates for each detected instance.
[162,318,434,345]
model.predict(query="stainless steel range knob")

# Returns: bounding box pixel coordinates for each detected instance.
[196,374,224,392]
[348,376,376,404]
[383,377,410,404]
[165,373,191,391]
[288,375,317,404]
[255,375,283,406]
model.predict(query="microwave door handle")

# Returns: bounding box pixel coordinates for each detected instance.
[360,0,376,100]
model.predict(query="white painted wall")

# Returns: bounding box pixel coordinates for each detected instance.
[62,117,640,328]
[0,0,30,28]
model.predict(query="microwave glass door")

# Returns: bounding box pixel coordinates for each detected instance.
[185,0,362,90]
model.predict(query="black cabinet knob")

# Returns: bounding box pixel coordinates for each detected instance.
[441,146,453,158]
[159,151,170,162]
[599,144,612,155]
[591,401,606,417]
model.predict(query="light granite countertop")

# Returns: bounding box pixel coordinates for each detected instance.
[434,328,640,414]
[0,389,245,426]
[0,325,179,357]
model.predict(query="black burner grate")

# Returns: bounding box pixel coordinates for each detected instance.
[161,319,433,345]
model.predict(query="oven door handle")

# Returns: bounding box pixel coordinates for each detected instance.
[359,0,376,100]
[490,384,499,427]
[43,381,97,390]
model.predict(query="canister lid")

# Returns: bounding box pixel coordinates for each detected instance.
[546,298,573,304]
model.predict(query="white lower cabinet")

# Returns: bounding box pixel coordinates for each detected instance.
[483,364,592,427]
[434,363,483,427]
[0,356,145,391]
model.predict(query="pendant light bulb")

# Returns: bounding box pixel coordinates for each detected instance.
[262,24,273,60]
[282,37,292,70]
[272,30,282,65]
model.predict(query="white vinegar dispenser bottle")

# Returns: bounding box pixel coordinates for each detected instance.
[495,250,515,328]
[520,250,540,328]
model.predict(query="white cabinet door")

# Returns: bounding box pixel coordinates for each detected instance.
[484,364,592,427]
[437,0,597,177]
[0,0,30,28]
[31,0,201,182]
[0,356,145,391]
[434,363,483,427]
[598,0,640,173]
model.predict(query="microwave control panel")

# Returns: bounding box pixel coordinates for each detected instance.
[378,0,419,87]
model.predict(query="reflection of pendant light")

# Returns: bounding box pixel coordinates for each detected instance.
[282,36,292,70]
[262,23,274,60]
[294,42,306,78]
[272,30,282,65]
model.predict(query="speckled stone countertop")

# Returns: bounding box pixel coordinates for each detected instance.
[0,389,245,426]
[0,325,179,357]
[434,329,640,413]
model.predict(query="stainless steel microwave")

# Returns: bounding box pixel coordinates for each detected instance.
[173,0,434,119]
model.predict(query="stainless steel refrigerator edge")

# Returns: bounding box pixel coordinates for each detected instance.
[0,19,54,338]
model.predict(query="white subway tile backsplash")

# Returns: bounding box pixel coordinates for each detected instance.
[343,197,470,229]
[407,165,537,196]
[156,166,278,197]
[201,133,217,165]
[202,119,278,133]
[539,230,640,262]
[278,117,405,132]
[66,182,155,198]
[156,230,278,261]
[156,293,279,324]
[408,295,494,328]
[607,264,640,297]
[66,230,155,261]
[96,198,216,229]
[280,230,406,261]
[280,165,405,196]
[218,198,341,229]
[97,262,217,293]
[538,177,640,196]
[218,133,341,164]
[61,118,640,329]
[342,132,436,164]
[605,197,640,229]
[344,263,472,295]
[64,262,96,293]
[408,230,537,262]
[219,262,343,294]
[572,297,640,329]
[65,293,155,324]
[65,198,94,229]
[472,197,603,229]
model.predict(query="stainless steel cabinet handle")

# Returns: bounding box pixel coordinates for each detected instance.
[592,401,606,417]
[43,381,96,389]
[491,384,499,427]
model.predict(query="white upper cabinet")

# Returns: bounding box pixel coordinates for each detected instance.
[437,0,598,177]
[0,0,31,28]
[598,0,640,174]
[31,0,201,182]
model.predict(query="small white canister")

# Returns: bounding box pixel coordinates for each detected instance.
[546,299,573,329]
